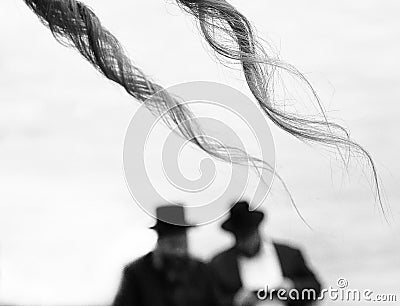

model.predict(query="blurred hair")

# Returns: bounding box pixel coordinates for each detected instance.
[175,0,384,211]
[22,0,265,169]
[22,0,384,215]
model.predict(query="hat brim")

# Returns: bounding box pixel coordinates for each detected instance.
[221,211,264,233]
[150,221,195,233]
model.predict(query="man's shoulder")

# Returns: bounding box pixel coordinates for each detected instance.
[273,241,303,257]
[187,256,210,273]
[189,255,207,265]
[125,253,208,271]
[124,252,152,273]
[273,241,299,250]
[210,247,237,265]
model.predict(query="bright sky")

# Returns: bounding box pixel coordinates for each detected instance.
[0,1,400,305]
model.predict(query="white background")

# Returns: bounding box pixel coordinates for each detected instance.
[0,0,399,305]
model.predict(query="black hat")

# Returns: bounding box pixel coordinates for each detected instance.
[150,205,194,236]
[221,201,265,235]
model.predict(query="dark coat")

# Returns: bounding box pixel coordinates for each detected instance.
[209,242,322,306]
[112,252,218,306]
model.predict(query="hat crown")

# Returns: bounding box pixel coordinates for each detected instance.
[228,201,255,223]
[155,205,187,225]
[221,200,265,233]
[230,201,251,215]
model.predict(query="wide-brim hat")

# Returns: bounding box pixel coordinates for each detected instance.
[221,201,265,234]
[150,204,195,236]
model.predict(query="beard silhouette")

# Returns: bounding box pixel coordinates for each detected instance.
[160,253,191,283]
[239,239,262,258]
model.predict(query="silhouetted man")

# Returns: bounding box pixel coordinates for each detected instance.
[209,201,321,306]
[112,205,218,306]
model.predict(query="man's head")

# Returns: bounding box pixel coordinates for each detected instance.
[150,204,193,262]
[221,201,265,257]
[234,227,262,257]
[156,229,188,258]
